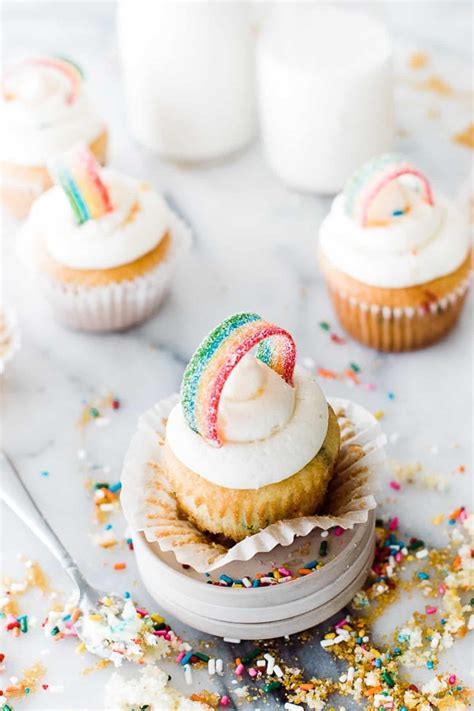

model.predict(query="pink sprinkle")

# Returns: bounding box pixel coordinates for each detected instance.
[365,382,376,391]
[389,516,399,531]
[235,663,244,676]
[164,632,171,641]
[176,652,185,663]
[389,481,401,491]
[154,629,169,637]
[221,696,230,707]
[395,552,402,562]
[335,617,348,629]
[449,675,457,685]
[278,567,291,576]
[334,526,344,537]
[330,333,346,345]
[459,510,468,522]
[136,608,148,617]
[248,667,257,678]
[426,606,437,615]
[438,584,446,595]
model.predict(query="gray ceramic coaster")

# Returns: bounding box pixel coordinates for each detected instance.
[132,510,375,638]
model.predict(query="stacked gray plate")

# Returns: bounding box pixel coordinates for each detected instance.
[132,510,375,639]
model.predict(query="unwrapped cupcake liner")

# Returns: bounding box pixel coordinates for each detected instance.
[121,395,386,573]
[21,211,192,332]
[326,277,471,352]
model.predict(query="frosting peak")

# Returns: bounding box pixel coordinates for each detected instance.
[218,354,296,443]
[320,192,469,289]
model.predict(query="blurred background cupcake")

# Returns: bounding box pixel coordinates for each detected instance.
[20,146,191,332]
[319,154,472,352]
[0,55,107,219]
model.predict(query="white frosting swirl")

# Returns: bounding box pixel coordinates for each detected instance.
[218,354,296,442]
[166,363,329,489]
[319,192,470,288]
[0,61,104,165]
[25,169,171,269]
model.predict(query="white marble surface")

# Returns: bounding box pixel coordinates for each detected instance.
[1,2,473,709]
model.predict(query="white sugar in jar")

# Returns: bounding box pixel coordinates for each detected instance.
[117,0,257,164]
[257,6,395,194]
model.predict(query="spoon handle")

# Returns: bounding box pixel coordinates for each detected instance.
[0,450,87,591]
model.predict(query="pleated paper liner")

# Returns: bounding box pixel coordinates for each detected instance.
[19,210,192,332]
[320,251,472,352]
[132,508,376,615]
[121,396,386,573]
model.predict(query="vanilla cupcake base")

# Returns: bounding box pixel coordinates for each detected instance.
[21,212,191,332]
[320,252,472,352]
[162,407,340,542]
[0,128,108,220]
[121,395,384,573]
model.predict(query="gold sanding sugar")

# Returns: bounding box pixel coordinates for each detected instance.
[5,661,46,698]
[416,75,453,96]
[77,392,114,431]
[190,690,220,707]
[453,124,474,149]
[26,561,50,592]
[81,658,111,675]
[409,51,429,69]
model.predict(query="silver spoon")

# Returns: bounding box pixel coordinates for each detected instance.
[0,450,157,665]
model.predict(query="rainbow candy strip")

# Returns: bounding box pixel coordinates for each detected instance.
[343,154,434,227]
[3,56,83,105]
[181,313,296,447]
[49,147,113,225]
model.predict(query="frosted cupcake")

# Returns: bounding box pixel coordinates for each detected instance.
[21,147,190,331]
[162,313,340,542]
[1,56,107,219]
[319,154,472,351]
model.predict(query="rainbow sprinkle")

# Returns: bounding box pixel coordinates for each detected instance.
[3,55,83,105]
[49,147,113,225]
[181,313,296,446]
[343,154,433,227]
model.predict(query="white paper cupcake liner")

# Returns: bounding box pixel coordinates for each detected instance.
[20,211,192,332]
[0,306,20,375]
[121,395,386,573]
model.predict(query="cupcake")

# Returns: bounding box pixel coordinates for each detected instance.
[319,154,472,352]
[1,56,107,219]
[162,312,340,542]
[21,147,190,332]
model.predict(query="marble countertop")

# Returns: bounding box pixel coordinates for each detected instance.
[1,2,472,708]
